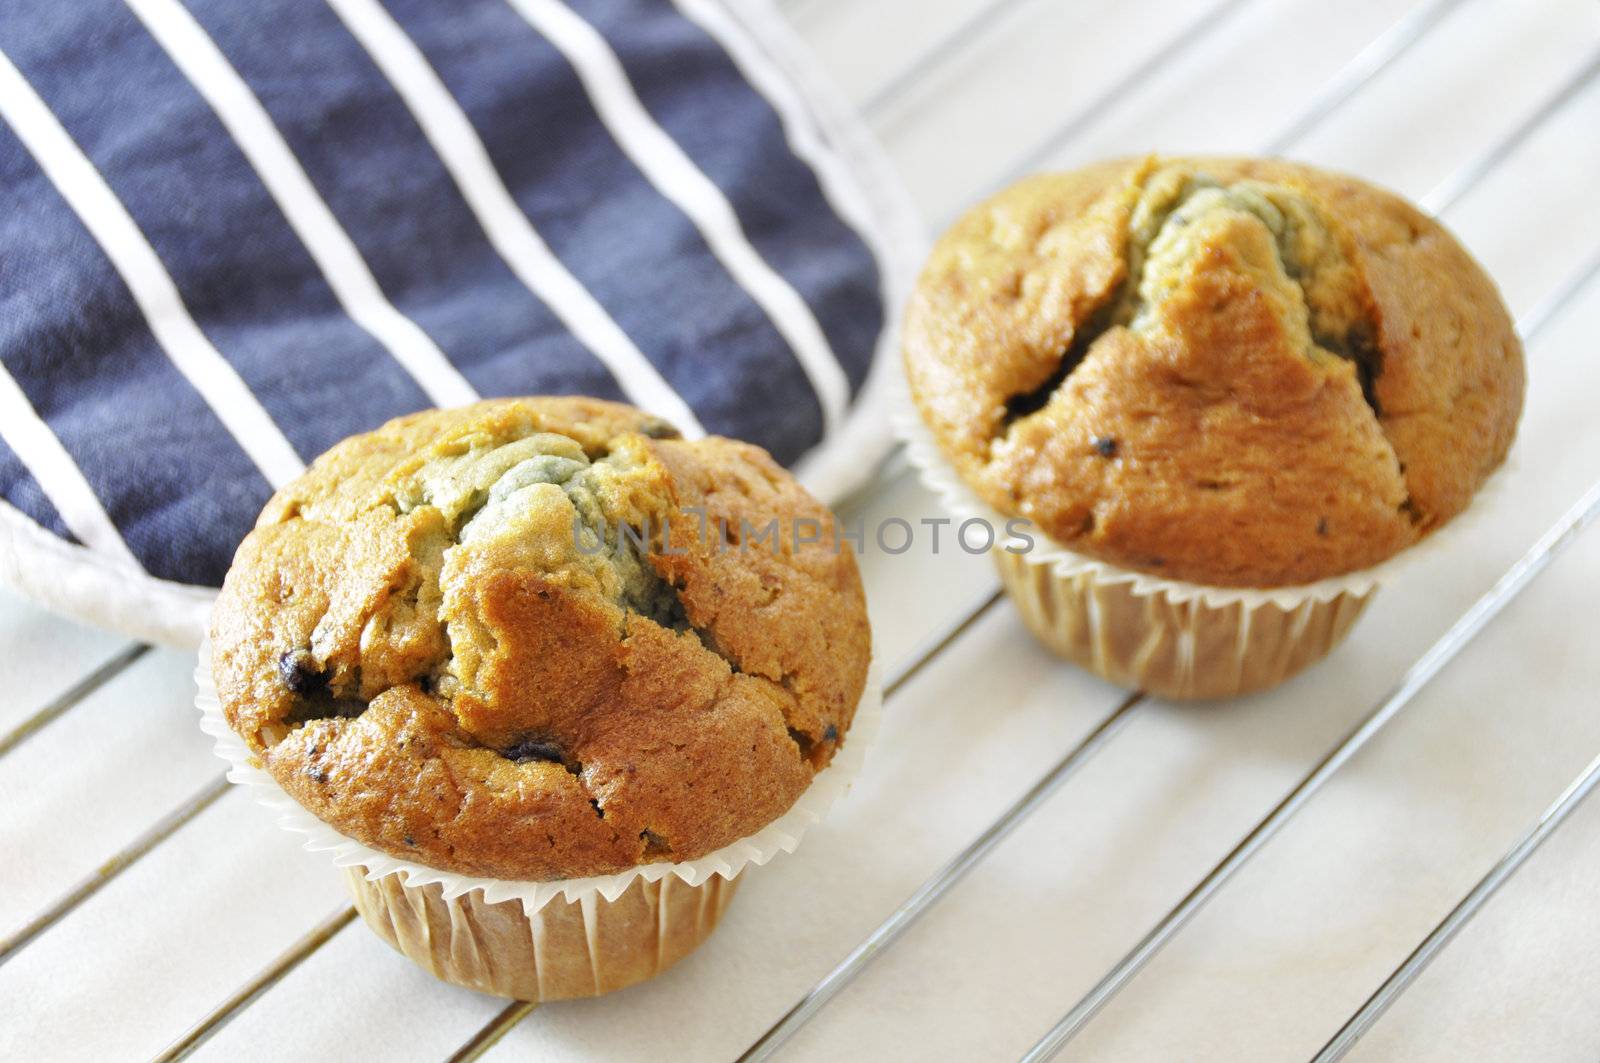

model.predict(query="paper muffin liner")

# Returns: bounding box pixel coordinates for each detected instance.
[989,549,1374,699]
[341,866,742,1001]
[893,376,1511,698]
[196,638,879,999]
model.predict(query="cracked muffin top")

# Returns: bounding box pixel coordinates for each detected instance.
[211,397,870,881]
[904,156,1524,586]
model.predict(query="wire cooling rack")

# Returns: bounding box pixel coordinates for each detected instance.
[4,0,1600,1060]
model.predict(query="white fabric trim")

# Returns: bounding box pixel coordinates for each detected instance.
[124,0,481,411]
[0,365,139,570]
[323,0,706,436]
[507,0,850,434]
[0,499,214,647]
[0,47,306,488]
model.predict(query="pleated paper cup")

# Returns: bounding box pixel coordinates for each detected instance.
[341,867,741,1002]
[894,381,1505,701]
[197,640,880,1001]
[988,549,1373,700]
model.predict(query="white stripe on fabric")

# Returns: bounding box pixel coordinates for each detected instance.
[123,0,480,411]
[669,0,890,282]
[0,49,305,489]
[322,0,707,438]
[506,0,849,434]
[0,361,141,569]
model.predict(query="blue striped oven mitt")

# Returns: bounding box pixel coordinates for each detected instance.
[0,0,918,646]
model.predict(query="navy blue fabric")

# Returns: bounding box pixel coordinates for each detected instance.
[0,0,431,463]
[580,0,883,394]
[0,444,76,545]
[0,125,273,585]
[184,0,629,404]
[0,0,885,591]
[385,0,828,460]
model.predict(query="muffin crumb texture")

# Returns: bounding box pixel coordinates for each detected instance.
[212,398,870,881]
[905,156,1524,585]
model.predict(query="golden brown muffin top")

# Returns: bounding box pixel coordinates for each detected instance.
[904,156,1524,586]
[211,397,870,881]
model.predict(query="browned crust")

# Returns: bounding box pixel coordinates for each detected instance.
[903,156,1525,586]
[211,397,870,881]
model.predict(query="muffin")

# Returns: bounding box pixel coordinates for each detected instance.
[208,396,872,1000]
[903,156,1523,698]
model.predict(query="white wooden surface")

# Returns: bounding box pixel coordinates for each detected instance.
[4,0,1600,1059]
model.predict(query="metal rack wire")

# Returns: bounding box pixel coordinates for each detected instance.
[3,1,1599,1060]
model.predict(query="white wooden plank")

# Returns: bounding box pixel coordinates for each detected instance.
[844,463,998,670]
[1348,777,1600,1062]
[1436,73,1600,319]
[0,647,215,934]
[0,585,132,735]
[787,0,1009,107]
[1288,0,1599,199]
[879,0,1416,222]
[191,914,505,1063]
[0,792,346,1062]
